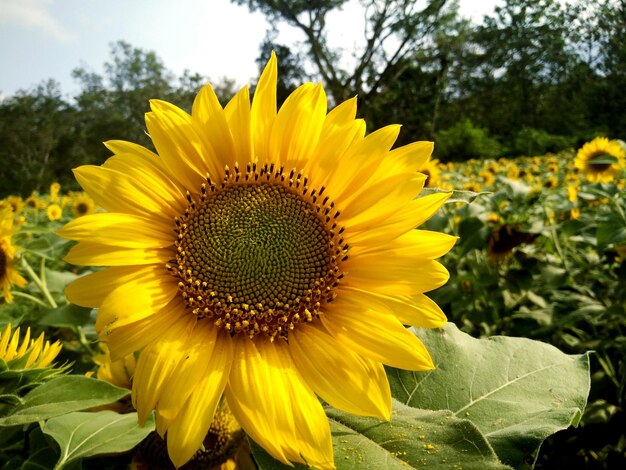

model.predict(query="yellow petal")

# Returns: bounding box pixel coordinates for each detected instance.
[131,314,196,424]
[146,100,223,189]
[322,96,357,131]
[327,125,401,204]
[290,323,391,420]
[270,83,327,169]
[73,166,172,223]
[156,323,219,424]
[338,287,447,328]
[64,242,170,266]
[345,256,450,296]
[340,173,426,224]
[58,213,174,248]
[305,119,366,191]
[350,229,458,259]
[224,86,253,163]
[226,336,334,468]
[251,52,277,163]
[65,266,148,308]
[166,329,233,468]
[103,296,187,360]
[95,268,178,335]
[192,83,237,169]
[322,299,434,370]
[102,154,187,215]
[348,192,451,247]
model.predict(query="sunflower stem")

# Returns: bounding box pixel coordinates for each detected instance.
[543,208,569,274]
[20,257,58,308]
[75,325,96,356]
[10,291,50,308]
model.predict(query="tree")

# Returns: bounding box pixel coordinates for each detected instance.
[234,0,450,109]
[0,81,82,197]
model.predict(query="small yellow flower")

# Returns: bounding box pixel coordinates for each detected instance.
[46,204,63,221]
[0,323,62,368]
[1,207,27,303]
[49,182,61,202]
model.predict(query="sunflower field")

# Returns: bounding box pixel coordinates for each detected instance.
[0,58,625,469]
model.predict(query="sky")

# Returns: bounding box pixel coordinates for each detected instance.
[0,0,501,100]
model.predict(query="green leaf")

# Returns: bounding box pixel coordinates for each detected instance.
[588,154,618,165]
[596,222,626,250]
[0,376,129,427]
[251,400,509,469]
[388,323,590,469]
[420,187,489,204]
[43,411,154,468]
[38,304,93,328]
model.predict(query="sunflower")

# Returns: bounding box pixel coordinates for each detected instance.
[574,137,625,183]
[418,157,441,188]
[46,204,63,221]
[71,193,96,218]
[1,208,27,303]
[0,323,62,368]
[59,53,456,469]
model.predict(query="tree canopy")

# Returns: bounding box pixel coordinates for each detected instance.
[1,0,624,197]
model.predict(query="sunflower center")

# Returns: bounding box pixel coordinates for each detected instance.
[170,163,348,340]
[76,203,89,215]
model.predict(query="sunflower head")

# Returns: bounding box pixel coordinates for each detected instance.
[0,323,64,394]
[418,158,441,188]
[574,137,626,183]
[46,204,63,221]
[60,52,456,469]
[72,193,96,218]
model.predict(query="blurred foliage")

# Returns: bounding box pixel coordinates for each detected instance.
[423,151,626,468]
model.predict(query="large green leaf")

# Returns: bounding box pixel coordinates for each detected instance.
[388,323,590,468]
[43,411,154,469]
[0,376,129,427]
[251,399,509,469]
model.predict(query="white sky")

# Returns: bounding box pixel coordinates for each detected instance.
[0,0,501,99]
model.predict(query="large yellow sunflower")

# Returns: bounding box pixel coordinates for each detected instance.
[574,137,625,183]
[1,208,27,303]
[59,53,456,469]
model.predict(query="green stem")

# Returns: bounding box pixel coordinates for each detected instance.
[20,257,58,308]
[544,207,569,274]
[75,325,97,356]
[10,291,50,308]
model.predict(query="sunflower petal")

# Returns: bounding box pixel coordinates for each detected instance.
[322,299,434,371]
[103,296,187,360]
[226,336,334,468]
[64,243,170,266]
[166,329,233,468]
[251,51,277,163]
[65,266,151,308]
[57,213,174,248]
[96,269,178,334]
[131,315,196,424]
[290,324,391,420]
[224,86,253,163]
